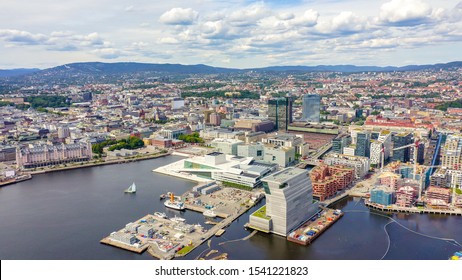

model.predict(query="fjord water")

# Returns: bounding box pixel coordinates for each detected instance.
[0,156,460,260]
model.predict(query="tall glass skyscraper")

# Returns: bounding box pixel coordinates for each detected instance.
[267,97,293,131]
[302,94,321,123]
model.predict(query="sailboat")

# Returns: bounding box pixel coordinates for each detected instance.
[124,182,136,193]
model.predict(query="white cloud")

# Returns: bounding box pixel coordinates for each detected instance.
[160,37,180,44]
[315,11,366,34]
[379,0,432,26]
[0,29,48,45]
[228,3,269,26]
[159,8,199,25]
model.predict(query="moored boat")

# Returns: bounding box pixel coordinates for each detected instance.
[154,212,167,219]
[203,210,217,218]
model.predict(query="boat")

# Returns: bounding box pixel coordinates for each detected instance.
[164,192,185,210]
[124,182,136,193]
[154,212,167,219]
[203,210,217,218]
[170,215,186,223]
[164,200,185,210]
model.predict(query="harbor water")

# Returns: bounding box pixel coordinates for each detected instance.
[0,156,461,260]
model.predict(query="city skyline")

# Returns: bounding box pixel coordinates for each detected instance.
[1,0,462,69]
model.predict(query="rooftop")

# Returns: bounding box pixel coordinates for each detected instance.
[262,167,306,184]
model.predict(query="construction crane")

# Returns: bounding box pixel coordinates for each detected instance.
[392,140,420,180]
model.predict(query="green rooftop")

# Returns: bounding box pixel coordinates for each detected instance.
[251,205,271,220]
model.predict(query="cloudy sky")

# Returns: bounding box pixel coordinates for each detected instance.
[0,0,461,69]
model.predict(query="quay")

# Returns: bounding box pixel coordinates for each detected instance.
[184,204,229,219]
[102,186,262,259]
[30,152,171,175]
[0,174,32,187]
[365,200,462,216]
[287,209,344,245]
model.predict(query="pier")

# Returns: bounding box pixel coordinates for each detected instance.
[365,200,462,216]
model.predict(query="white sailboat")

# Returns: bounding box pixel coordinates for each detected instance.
[124,182,136,193]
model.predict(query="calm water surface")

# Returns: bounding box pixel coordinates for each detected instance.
[0,156,460,260]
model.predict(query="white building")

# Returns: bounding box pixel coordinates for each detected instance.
[248,167,318,236]
[323,153,370,179]
[16,142,93,169]
[172,152,277,188]
[211,138,244,156]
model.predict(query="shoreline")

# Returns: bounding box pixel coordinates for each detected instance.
[28,152,171,175]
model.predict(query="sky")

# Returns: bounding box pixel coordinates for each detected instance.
[0,0,461,69]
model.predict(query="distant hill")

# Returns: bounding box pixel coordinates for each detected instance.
[250,61,462,72]
[0,68,40,78]
[2,61,462,86]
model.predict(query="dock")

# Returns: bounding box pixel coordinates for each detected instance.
[215,229,226,237]
[287,209,344,246]
[100,237,149,254]
[184,204,229,219]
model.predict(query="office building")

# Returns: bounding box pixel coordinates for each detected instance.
[267,97,292,131]
[248,167,318,236]
[392,132,413,163]
[355,132,370,157]
[302,94,321,123]
[332,134,352,154]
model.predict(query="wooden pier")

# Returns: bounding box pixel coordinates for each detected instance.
[365,200,462,216]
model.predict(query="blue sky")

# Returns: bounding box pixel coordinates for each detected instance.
[0,0,461,69]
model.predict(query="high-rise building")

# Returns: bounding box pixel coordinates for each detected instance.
[355,132,370,157]
[248,167,318,236]
[370,186,394,206]
[392,132,413,163]
[267,97,292,131]
[441,135,462,169]
[209,113,221,126]
[332,134,352,154]
[302,94,321,123]
[57,126,70,139]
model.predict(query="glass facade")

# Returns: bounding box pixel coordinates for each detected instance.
[267,97,293,131]
[302,94,321,123]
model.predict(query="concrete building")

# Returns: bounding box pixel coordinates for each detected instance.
[171,97,185,110]
[302,94,321,123]
[426,186,451,205]
[211,138,244,156]
[430,168,449,188]
[323,153,370,179]
[267,97,292,131]
[160,127,188,140]
[16,142,92,169]
[263,145,295,167]
[237,143,264,160]
[57,126,70,139]
[0,146,16,162]
[441,135,462,169]
[249,167,318,236]
[209,113,222,126]
[262,133,305,156]
[448,169,462,189]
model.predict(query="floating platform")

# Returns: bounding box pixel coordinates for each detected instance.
[287,209,343,246]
